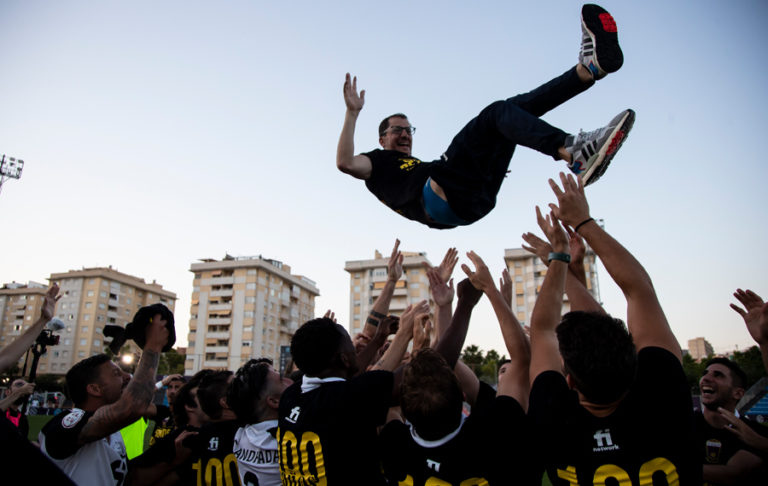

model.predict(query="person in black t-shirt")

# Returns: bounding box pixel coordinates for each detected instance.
[0,379,33,439]
[337,5,634,229]
[524,172,699,485]
[696,357,767,485]
[380,252,534,485]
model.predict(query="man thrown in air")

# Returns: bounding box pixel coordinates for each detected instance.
[337,4,634,229]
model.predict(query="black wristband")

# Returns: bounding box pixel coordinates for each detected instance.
[574,217,594,233]
[548,252,571,264]
[370,310,386,319]
[366,317,379,327]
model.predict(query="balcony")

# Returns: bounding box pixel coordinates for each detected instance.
[209,276,234,285]
[208,303,232,311]
[203,360,229,369]
[210,289,233,297]
[205,332,230,339]
[207,318,231,325]
[204,346,229,353]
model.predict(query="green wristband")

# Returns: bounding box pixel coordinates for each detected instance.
[548,252,571,264]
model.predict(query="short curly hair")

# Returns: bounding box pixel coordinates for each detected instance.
[557,311,637,404]
[291,318,347,377]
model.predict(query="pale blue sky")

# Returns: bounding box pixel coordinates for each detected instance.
[1,1,766,355]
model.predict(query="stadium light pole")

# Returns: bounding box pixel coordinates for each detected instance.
[0,154,24,196]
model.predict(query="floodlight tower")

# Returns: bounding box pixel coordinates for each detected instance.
[0,154,24,195]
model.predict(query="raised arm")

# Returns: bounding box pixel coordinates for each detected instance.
[522,230,604,314]
[0,284,60,372]
[336,73,373,179]
[731,289,768,373]
[424,248,458,339]
[548,173,681,359]
[435,279,482,369]
[528,207,570,383]
[372,302,428,371]
[362,239,403,339]
[78,314,169,444]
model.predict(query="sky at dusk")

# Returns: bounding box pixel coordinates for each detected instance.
[1,1,766,356]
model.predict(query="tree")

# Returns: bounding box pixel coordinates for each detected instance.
[682,353,706,394]
[158,349,185,375]
[732,346,767,388]
[461,345,484,375]
[33,373,65,393]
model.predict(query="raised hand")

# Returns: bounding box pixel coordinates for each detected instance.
[456,278,482,307]
[343,73,365,113]
[565,226,586,264]
[323,309,337,323]
[535,206,568,254]
[427,267,454,307]
[41,283,61,321]
[548,173,591,229]
[399,301,429,337]
[499,268,513,307]
[522,231,553,265]
[412,313,433,351]
[731,289,768,345]
[460,251,496,294]
[388,238,404,282]
[423,247,458,284]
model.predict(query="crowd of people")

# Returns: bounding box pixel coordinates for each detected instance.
[1,172,766,485]
[1,4,767,485]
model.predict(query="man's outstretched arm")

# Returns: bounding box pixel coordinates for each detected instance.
[527,207,570,383]
[0,284,60,372]
[549,173,681,359]
[361,239,403,339]
[336,73,372,179]
[78,315,169,444]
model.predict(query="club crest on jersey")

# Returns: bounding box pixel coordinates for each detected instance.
[398,158,420,172]
[286,406,301,424]
[705,439,722,463]
[62,408,85,429]
[208,437,219,451]
[593,428,619,452]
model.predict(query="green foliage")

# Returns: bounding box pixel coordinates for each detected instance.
[33,373,65,393]
[731,345,767,388]
[682,353,706,394]
[460,345,507,384]
[158,348,185,375]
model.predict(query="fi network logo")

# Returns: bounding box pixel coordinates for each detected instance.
[593,429,619,452]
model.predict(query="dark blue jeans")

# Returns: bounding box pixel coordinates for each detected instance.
[430,66,593,223]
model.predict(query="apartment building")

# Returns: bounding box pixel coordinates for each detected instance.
[0,282,50,371]
[0,268,177,376]
[688,337,714,362]
[185,255,319,374]
[503,247,600,327]
[344,249,433,337]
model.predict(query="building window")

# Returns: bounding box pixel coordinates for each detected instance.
[84,315,91,321]
[78,351,85,358]
[93,339,101,347]
[80,339,87,346]
[100,291,107,298]
[81,327,88,333]
[87,290,94,297]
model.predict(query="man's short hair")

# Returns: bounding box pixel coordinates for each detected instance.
[197,370,233,420]
[705,357,748,389]
[167,375,186,385]
[65,354,112,406]
[173,369,214,428]
[291,318,346,377]
[227,358,274,424]
[497,359,511,373]
[400,349,463,441]
[557,311,637,404]
[379,113,408,136]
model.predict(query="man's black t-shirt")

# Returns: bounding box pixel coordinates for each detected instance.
[380,382,536,485]
[277,371,394,485]
[362,150,455,229]
[178,420,241,486]
[528,347,700,486]
[694,411,768,485]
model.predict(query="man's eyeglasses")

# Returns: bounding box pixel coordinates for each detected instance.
[384,126,416,136]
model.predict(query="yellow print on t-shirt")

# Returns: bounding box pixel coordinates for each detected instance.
[556,457,679,486]
[398,158,421,171]
[278,427,327,486]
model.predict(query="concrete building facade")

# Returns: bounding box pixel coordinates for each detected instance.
[344,249,433,337]
[0,268,177,376]
[503,247,601,327]
[688,337,714,362]
[0,282,49,371]
[185,255,319,374]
